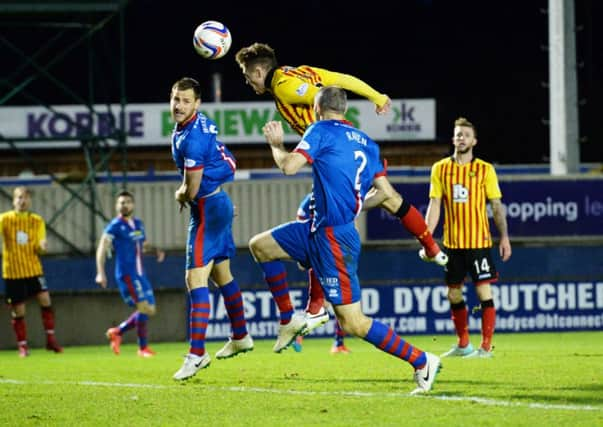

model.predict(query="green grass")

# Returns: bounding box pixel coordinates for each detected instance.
[1,332,602,426]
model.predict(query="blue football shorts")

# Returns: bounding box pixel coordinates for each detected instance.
[271,221,361,305]
[116,273,155,307]
[186,190,236,269]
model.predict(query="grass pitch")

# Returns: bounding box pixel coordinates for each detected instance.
[1,332,601,426]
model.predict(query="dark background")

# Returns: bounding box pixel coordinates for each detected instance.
[1,0,601,165]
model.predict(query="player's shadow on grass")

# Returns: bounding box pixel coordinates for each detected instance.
[509,392,603,407]
[266,376,416,390]
[438,379,603,407]
[275,376,405,384]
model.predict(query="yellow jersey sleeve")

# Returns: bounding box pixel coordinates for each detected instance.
[484,163,502,199]
[429,161,444,199]
[315,67,389,108]
[37,215,47,242]
[271,65,389,108]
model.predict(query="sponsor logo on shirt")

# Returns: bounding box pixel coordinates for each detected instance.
[296,83,309,96]
[16,230,29,245]
[453,184,469,203]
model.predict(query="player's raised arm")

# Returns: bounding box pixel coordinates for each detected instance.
[262,121,307,175]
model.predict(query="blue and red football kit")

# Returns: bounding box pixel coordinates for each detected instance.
[171,112,237,269]
[272,119,385,305]
[103,216,155,306]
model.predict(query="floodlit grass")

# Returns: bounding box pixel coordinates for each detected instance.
[1,332,601,426]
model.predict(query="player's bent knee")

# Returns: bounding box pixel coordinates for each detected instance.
[248,233,272,262]
[337,312,371,337]
[137,302,156,316]
[447,286,463,302]
[248,234,261,257]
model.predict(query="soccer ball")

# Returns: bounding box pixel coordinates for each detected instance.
[193,20,232,60]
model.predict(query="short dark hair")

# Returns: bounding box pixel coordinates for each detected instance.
[171,77,201,100]
[316,86,347,114]
[116,189,134,201]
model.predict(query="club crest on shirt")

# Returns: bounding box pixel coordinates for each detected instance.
[175,134,185,150]
[297,140,310,151]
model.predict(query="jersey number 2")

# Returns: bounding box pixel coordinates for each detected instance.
[353,150,367,192]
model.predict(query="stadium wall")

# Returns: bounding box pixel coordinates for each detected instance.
[0,173,602,349]
[1,245,601,350]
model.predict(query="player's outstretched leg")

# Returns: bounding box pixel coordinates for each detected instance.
[411,352,442,395]
[363,318,442,394]
[394,199,448,266]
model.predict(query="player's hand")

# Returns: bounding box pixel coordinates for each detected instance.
[156,249,166,263]
[38,239,48,254]
[95,273,107,288]
[175,189,188,212]
[499,236,512,262]
[376,96,392,115]
[262,120,285,147]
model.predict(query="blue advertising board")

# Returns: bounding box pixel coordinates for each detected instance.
[2,246,601,339]
[204,280,603,340]
[366,178,603,240]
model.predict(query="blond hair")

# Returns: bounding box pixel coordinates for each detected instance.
[13,186,31,198]
[454,117,476,137]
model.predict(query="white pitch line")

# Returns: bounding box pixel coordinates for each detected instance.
[1,378,600,412]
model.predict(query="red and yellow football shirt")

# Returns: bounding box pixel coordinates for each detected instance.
[269,65,389,136]
[429,157,502,249]
[0,211,46,279]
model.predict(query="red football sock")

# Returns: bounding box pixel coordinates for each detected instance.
[450,301,470,348]
[305,268,324,315]
[399,205,438,256]
[41,306,55,336]
[481,302,496,351]
[12,316,27,343]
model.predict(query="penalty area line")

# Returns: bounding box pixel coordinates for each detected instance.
[1,378,600,412]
